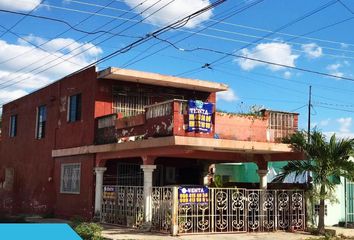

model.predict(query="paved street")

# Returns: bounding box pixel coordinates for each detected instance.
[101,225,354,240]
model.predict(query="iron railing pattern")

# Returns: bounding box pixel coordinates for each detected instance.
[151,187,173,233]
[178,188,305,234]
[100,186,144,227]
[100,186,305,235]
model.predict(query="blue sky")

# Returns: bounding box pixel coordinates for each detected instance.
[0,0,353,137]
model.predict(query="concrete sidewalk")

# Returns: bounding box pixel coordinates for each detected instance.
[101,225,318,240]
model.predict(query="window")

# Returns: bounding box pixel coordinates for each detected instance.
[60,163,81,194]
[68,94,81,122]
[268,112,295,140]
[112,87,151,117]
[9,115,17,137]
[36,105,46,139]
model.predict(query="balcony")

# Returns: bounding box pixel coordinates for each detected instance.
[95,100,298,145]
[95,99,215,145]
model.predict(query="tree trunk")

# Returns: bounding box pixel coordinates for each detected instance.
[317,184,326,234]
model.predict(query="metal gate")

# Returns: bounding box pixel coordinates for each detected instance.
[100,186,144,227]
[347,181,354,223]
[178,188,305,234]
[100,186,305,235]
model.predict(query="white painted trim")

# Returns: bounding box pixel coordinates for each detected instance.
[60,163,81,194]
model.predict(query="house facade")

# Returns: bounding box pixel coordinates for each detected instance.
[0,66,303,222]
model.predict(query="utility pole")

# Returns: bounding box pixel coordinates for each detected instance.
[307,85,313,226]
[307,85,312,143]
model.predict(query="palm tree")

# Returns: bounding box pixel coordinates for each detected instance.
[273,130,354,234]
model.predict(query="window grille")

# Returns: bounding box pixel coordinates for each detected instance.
[112,86,152,117]
[9,115,17,137]
[60,163,81,194]
[36,105,46,139]
[68,94,82,122]
[113,94,151,117]
[117,163,143,186]
[269,112,295,140]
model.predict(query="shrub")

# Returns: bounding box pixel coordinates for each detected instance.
[74,222,103,240]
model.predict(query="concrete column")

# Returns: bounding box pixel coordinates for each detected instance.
[94,167,107,215]
[140,165,156,223]
[257,169,268,189]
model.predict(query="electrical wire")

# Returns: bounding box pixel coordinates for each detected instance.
[0,0,160,87]
[187,46,354,81]
[0,0,121,66]
[0,8,141,37]
[205,0,340,69]
[314,105,354,113]
[60,0,354,48]
[119,0,265,68]
[0,0,43,38]
[0,0,226,95]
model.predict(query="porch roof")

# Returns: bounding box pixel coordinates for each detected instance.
[97,67,228,92]
[52,136,304,162]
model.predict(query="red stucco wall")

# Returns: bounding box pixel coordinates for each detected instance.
[0,67,97,217]
[54,155,95,220]
[215,113,269,142]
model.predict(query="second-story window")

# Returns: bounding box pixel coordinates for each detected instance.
[68,94,82,122]
[9,115,17,137]
[36,105,46,139]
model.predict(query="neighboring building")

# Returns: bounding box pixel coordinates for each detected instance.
[0,66,303,220]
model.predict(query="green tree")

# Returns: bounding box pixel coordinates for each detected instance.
[273,130,354,234]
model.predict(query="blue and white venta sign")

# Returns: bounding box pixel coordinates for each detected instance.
[187,100,213,133]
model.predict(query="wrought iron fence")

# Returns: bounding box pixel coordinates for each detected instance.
[151,187,174,233]
[346,181,354,223]
[178,188,305,234]
[100,186,144,227]
[100,186,305,235]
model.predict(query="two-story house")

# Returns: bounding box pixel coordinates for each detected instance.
[0,66,303,221]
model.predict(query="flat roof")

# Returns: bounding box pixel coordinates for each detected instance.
[98,67,228,92]
[52,136,296,158]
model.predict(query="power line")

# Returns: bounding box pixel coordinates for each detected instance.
[314,101,354,108]
[0,8,141,38]
[157,29,354,60]
[191,47,354,81]
[0,0,42,38]
[0,0,163,88]
[175,0,349,78]
[338,0,354,14]
[61,0,354,48]
[315,105,354,113]
[119,0,265,68]
[205,0,340,69]
[210,17,354,48]
[202,14,354,78]
[0,0,226,103]
[0,0,121,66]
[205,27,354,56]
[290,104,308,112]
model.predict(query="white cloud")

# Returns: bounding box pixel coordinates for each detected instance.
[326,63,344,78]
[0,0,41,11]
[337,117,352,133]
[340,43,349,49]
[283,71,292,79]
[0,89,28,103]
[0,36,102,104]
[324,117,354,139]
[301,43,322,58]
[319,118,331,127]
[123,0,212,28]
[236,42,299,71]
[216,88,238,102]
[324,131,354,139]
